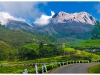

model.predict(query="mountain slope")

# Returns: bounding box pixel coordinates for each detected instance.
[6,19,34,32]
[0,25,56,48]
[32,11,96,41]
[0,40,12,60]
[0,11,96,41]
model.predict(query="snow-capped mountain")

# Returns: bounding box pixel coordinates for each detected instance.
[52,11,96,25]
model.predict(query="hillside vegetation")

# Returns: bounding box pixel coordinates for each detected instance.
[0,40,13,60]
[0,25,56,48]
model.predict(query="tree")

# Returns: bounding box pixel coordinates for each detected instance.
[91,20,100,39]
[19,43,39,60]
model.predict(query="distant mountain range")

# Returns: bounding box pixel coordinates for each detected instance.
[2,11,97,41]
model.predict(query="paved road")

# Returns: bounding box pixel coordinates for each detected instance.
[50,63,99,74]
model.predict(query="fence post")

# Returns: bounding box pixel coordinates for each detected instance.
[63,62,64,66]
[73,61,74,64]
[42,65,44,74]
[66,61,68,65]
[22,69,28,74]
[35,64,38,74]
[44,63,47,72]
[59,62,61,66]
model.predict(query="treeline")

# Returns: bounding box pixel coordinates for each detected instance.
[18,43,63,60]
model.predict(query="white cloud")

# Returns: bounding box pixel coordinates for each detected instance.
[34,11,55,26]
[0,2,47,22]
[51,11,55,16]
[0,12,25,25]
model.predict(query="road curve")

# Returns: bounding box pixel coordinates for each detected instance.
[50,63,99,74]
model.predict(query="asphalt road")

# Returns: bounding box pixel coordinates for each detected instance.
[50,63,99,74]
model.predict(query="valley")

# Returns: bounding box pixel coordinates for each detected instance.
[0,10,100,74]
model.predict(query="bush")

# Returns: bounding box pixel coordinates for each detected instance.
[89,64,100,73]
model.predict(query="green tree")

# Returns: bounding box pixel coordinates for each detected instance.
[91,20,100,39]
[19,43,39,60]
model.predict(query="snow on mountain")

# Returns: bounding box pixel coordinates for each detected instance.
[52,11,96,25]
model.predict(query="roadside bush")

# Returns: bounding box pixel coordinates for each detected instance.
[89,64,100,73]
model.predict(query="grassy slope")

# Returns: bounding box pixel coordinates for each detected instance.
[0,25,56,48]
[78,39,100,48]
[0,40,13,60]
[89,64,100,73]
[1,48,99,64]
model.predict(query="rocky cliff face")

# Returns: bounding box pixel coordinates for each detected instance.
[52,11,96,25]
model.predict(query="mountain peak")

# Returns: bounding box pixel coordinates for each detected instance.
[52,11,96,25]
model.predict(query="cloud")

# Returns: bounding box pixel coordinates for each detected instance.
[51,11,55,16]
[34,11,55,26]
[94,3,100,14]
[0,2,47,23]
[0,12,25,25]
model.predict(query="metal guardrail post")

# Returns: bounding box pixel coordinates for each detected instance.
[35,64,38,74]
[22,69,28,74]
[73,61,74,64]
[63,62,64,66]
[59,62,61,66]
[79,61,80,63]
[66,61,68,65]
[42,65,44,74]
[44,63,47,72]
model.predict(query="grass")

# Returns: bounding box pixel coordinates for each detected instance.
[0,48,100,65]
[0,62,60,74]
[0,65,36,74]
[89,64,100,73]
[0,47,100,73]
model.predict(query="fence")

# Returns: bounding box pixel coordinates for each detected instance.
[22,60,100,74]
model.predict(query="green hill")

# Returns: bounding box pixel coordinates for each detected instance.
[0,40,13,60]
[0,25,56,48]
[78,39,100,48]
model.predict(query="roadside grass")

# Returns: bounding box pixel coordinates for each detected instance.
[0,65,36,74]
[0,48,100,73]
[1,48,100,65]
[89,64,100,73]
[0,62,59,74]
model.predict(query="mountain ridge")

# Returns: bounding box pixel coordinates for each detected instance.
[52,11,96,25]
[0,11,97,41]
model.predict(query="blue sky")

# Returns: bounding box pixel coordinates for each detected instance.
[0,1,100,25]
[33,2,100,25]
[40,2,100,19]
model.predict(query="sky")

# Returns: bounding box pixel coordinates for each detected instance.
[0,1,100,25]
